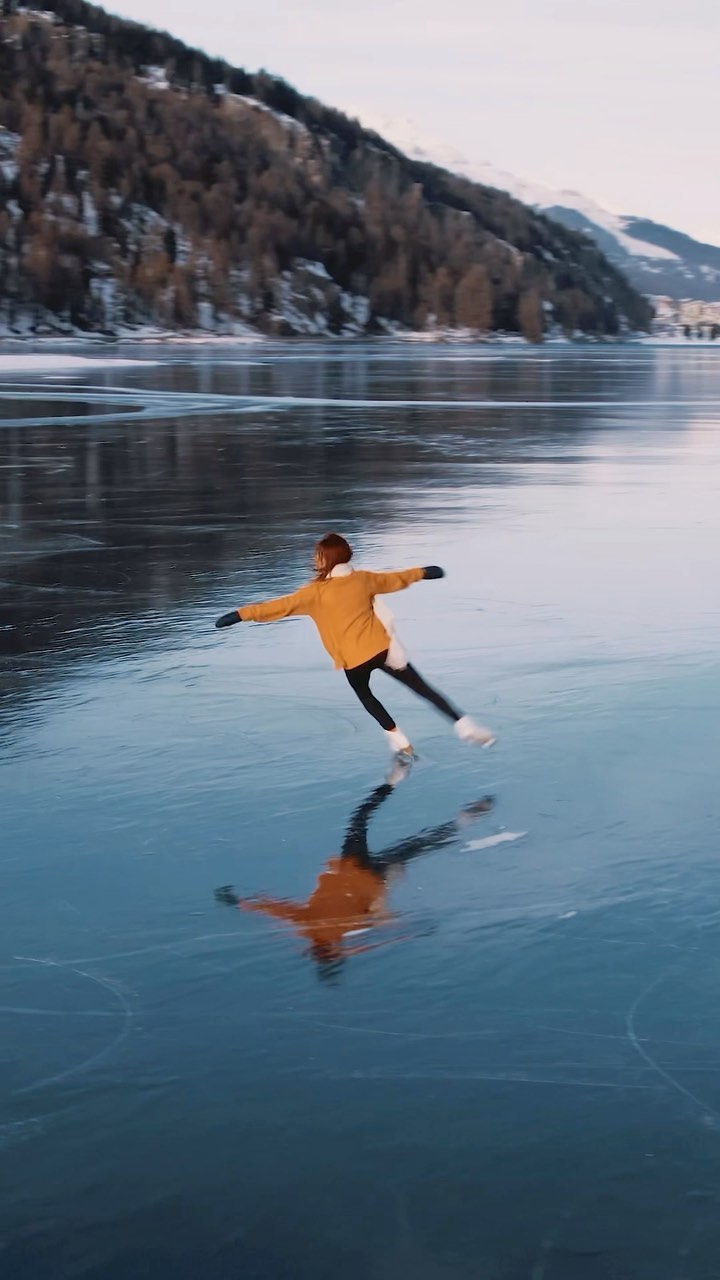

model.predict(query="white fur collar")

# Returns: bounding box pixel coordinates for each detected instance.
[329,563,353,577]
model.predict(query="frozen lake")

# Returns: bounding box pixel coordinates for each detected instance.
[2,341,720,1278]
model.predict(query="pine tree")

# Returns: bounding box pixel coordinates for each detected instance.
[518,288,544,343]
[430,266,454,328]
[454,263,492,332]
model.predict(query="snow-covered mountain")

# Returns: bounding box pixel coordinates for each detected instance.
[360,113,720,303]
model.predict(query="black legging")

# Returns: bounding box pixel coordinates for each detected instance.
[344,649,462,731]
[341,781,473,871]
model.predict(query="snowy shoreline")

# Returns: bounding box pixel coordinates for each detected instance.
[0,329,654,348]
[0,333,717,376]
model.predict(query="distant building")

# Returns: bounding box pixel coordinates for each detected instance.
[650,296,720,337]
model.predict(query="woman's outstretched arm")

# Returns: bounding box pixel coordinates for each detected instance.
[215,585,313,628]
[215,886,305,923]
[363,566,444,595]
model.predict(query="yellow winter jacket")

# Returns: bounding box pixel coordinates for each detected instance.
[238,567,425,670]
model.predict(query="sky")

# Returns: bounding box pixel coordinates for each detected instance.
[108,0,720,245]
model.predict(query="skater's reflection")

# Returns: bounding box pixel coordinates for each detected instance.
[215,770,493,979]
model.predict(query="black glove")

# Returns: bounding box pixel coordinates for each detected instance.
[215,610,241,629]
[215,885,241,906]
[422,566,445,580]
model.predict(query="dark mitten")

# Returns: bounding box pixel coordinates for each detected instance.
[422,566,445,580]
[215,610,241,629]
[215,885,241,906]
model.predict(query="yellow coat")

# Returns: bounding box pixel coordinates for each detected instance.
[238,567,424,670]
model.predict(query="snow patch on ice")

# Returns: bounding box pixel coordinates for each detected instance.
[0,355,158,373]
[464,832,527,851]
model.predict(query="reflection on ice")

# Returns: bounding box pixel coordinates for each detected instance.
[216,781,494,979]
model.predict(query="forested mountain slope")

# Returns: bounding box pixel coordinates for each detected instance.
[0,0,653,337]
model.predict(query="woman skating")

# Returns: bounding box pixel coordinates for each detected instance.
[215,533,495,756]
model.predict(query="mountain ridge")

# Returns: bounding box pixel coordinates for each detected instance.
[359,113,720,304]
[0,0,653,337]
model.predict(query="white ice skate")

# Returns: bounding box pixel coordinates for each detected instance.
[385,726,414,758]
[454,715,496,748]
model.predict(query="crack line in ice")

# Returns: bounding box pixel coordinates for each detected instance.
[14,931,260,968]
[0,1108,76,1150]
[0,1005,119,1018]
[13,960,134,1098]
[264,1014,506,1040]
[3,383,720,431]
[625,966,720,1128]
[538,1023,720,1051]
[0,384,274,428]
[329,1070,655,1090]
[224,395,720,410]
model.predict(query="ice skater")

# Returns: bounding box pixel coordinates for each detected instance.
[215,773,494,977]
[215,533,495,757]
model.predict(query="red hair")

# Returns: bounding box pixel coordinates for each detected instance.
[314,533,353,581]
